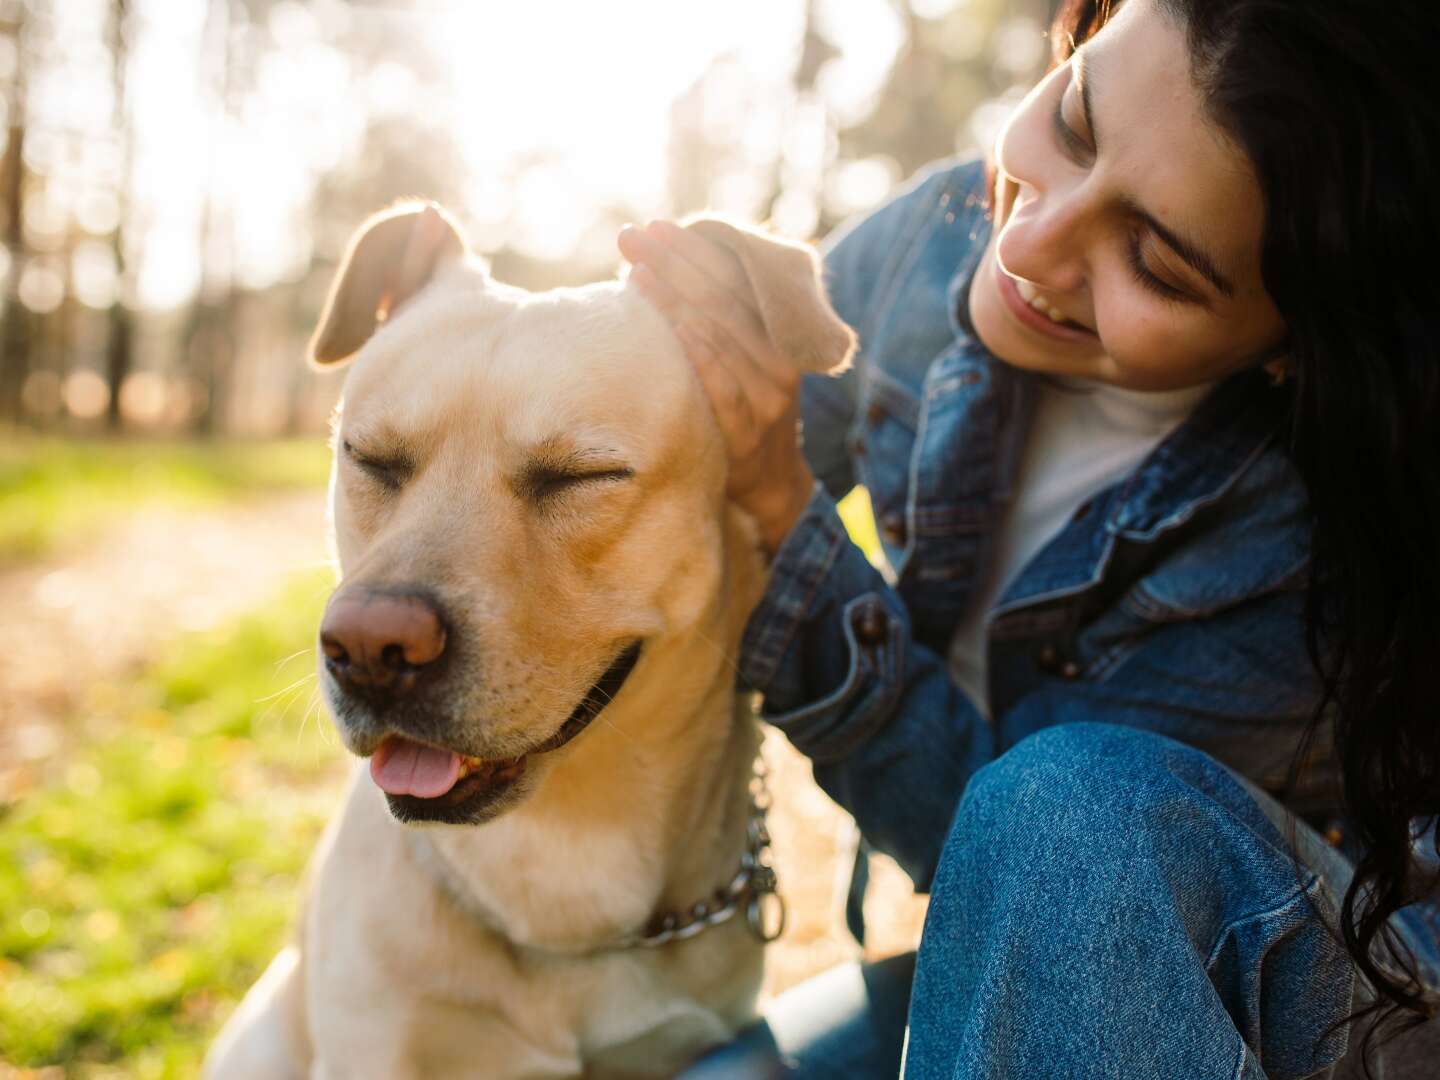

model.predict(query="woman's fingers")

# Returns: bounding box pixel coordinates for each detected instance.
[648,220,746,297]
[676,322,754,440]
[620,221,746,303]
[627,261,686,322]
[675,318,793,453]
[630,264,789,411]
[619,223,775,368]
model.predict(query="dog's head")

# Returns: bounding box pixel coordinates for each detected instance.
[310,201,852,827]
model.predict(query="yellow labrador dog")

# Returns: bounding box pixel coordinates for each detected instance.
[204,203,853,1079]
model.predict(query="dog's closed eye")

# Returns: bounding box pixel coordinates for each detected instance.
[518,464,634,503]
[343,439,414,492]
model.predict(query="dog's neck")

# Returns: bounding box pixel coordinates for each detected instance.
[417,505,769,953]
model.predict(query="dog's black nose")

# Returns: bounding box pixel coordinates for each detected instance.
[320,589,447,701]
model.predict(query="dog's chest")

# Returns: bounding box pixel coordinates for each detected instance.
[423,811,667,950]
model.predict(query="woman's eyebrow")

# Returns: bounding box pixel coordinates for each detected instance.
[1078,50,1238,299]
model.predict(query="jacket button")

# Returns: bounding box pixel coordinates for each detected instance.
[880,511,906,546]
[854,606,888,645]
[1036,644,1059,671]
[1059,660,1082,680]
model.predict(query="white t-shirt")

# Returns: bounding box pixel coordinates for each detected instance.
[947,375,1214,716]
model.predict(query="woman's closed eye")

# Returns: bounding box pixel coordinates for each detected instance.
[1126,230,1195,305]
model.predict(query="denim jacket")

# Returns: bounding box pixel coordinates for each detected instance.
[738,158,1329,893]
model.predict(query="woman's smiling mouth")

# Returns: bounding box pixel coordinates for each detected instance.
[994,261,1097,343]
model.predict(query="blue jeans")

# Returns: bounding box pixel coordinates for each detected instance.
[680,724,1440,1079]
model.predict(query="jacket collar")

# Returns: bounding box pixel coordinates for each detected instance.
[988,363,1292,620]
[1106,368,1291,539]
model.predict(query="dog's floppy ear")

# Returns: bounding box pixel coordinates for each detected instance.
[310,202,466,366]
[683,217,856,374]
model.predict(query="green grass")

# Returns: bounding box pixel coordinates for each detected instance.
[0,569,346,1078]
[0,437,332,564]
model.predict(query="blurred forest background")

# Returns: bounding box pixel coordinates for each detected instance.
[0,0,1054,437]
[1,0,1055,1075]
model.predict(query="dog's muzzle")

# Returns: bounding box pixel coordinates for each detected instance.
[374,639,645,826]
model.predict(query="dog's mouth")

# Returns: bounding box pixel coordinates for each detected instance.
[372,640,643,824]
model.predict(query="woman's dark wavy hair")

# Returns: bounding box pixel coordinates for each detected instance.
[1049,0,1440,1065]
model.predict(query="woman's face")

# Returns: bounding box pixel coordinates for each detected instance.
[968,0,1287,390]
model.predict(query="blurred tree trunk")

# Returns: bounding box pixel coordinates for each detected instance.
[188,0,235,436]
[104,0,132,431]
[767,0,839,228]
[0,7,30,424]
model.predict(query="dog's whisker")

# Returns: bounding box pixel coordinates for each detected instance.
[689,626,742,681]
[593,711,637,748]
[257,671,318,704]
[257,683,300,722]
[297,688,339,760]
[296,687,317,734]
[257,679,316,735]
[305,695,324,751]
[274,646,316,672]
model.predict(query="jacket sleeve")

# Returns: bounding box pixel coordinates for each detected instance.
[739,484,996,891]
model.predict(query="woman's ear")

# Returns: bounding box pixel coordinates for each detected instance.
[681,217,856,375]
[310,202,466,367]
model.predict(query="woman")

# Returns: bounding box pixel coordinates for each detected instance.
[618,0,1439,1075]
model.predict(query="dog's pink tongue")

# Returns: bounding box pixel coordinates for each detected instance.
[369,736,461,798]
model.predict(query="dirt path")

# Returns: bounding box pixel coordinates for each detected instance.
[0,492,330,800]
[0,489,925,995]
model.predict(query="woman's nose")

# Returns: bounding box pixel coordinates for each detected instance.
[993,70,1093,292]
[995,184,1091,295]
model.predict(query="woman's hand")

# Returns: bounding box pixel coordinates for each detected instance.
[618,220,814,554]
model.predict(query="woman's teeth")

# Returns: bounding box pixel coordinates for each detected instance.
[1015,278,1072,324]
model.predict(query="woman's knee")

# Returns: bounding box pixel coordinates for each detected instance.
[929,720,1296,929]
[916,723,1357,1078]
[951,722,1207,851]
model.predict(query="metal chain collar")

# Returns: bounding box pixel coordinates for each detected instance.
[614,754,786,950]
